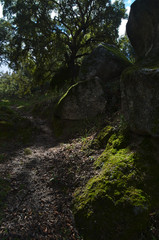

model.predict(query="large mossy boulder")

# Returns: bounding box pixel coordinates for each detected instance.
[55,44,130,120]
[73,130,159,240]
[121,66,159,137]
[79,44,130,82]
[55,79,106,120]
[127,0,159,59]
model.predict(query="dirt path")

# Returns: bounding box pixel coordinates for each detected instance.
[0,117,100,240]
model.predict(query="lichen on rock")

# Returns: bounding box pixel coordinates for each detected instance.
[121,65,159,137]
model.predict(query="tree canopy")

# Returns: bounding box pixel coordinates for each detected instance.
[0,0,127,85]
[118,35,135,63]
[0,18,11,64]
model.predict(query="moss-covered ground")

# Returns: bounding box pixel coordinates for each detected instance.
[73,126,159,240]
[91,125,113,149]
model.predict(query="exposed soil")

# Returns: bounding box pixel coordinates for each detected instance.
[0,115,102,240]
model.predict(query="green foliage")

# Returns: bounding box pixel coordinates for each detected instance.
[102,43,130,63]
[0,0,127,84]
[0,18,11,64]
[0,92,60,127]
[118,35,136,63]
[50,65,79,89]
[53,0,127,80]
[0,70,34,98]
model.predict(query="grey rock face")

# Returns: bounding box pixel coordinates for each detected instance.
[55,44,130,120]
[127,0,159,59]
[79,44,130,82]
[121,67,159,137]
[55,78,107,120]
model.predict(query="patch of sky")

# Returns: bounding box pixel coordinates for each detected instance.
[118,0,134,36]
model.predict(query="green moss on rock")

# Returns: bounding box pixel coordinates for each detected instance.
[54,82,80,118]
[73,132,159,240]
[100,43,130,63]
[121,64,140,82]
[95,131,130,168]
[121,57,159,85]
[91,125,113,149]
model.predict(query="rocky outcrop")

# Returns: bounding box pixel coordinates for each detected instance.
[55,78,106,120]
[121,0,159,137]
[121,67,159,137]
[55,44,130,120]
[79,44,130,82]
[126,0,159,59]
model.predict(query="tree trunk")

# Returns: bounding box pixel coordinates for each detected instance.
[69,51,77,83]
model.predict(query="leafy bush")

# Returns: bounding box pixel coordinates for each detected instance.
[0,71,34,98]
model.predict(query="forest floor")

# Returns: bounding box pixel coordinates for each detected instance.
[0,106,102,240]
